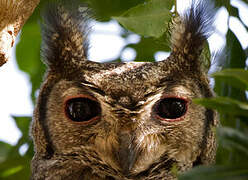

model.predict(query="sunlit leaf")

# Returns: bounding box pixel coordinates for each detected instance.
[193,97,248,117]
[0,166,23,178]
[113,0,173,38]
[212,69,248,91]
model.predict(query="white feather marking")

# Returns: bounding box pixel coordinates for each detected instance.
[91,62,146,81]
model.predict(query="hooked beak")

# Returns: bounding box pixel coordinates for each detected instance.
[116,131,138,175]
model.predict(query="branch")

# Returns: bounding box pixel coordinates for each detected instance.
[0,0,40,67]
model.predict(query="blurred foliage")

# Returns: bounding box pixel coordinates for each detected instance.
[0,0,247,179]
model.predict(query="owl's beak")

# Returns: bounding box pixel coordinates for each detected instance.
[116,131,137,175]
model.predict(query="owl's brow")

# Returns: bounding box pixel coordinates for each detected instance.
[80,80,106,96]
[157,77,176,86]
[158,77,197,91]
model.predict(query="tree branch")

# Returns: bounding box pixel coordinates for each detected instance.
[0,0,40,67]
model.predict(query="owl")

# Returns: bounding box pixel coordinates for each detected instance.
[30,0,218,179]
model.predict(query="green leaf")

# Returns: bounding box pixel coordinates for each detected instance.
[0,142,12,163]
[214,30,246,98]
[217,127,248,156]
[16,21,41,77]
[11,116,32,137]
[113,0,173,38]
[193,97,248,117]
[179,165,248,180]
[224,29,246,69]
[214,1,239,17]
[215,0,230,8]
[0,166,23,178]
[6,117,33,159]
[228,6,239,17]
[16,18,46,104]
[212,69,248,91]
[0,156,30,179]
[88,0,145,21]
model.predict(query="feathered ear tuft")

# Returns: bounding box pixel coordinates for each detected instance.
[171,0,216,62]
[41,0,91,71]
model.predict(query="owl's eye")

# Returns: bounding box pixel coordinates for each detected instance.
[65,96,101,123]
[154,97,188,121]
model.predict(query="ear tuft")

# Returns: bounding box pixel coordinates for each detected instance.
[171,0,216,61]
[41,0,91,70]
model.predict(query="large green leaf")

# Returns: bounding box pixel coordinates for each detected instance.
[16,15,46,104]
[193,97,248,117]
[179,165,248,180]
[16,22,41,77]
[213,69,248,91]
[113,0,173,38]
[88,0,145,21]
[217,127,248,156]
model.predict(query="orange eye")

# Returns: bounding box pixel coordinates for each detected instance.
[154,97,188,121]
[64,96,101,124]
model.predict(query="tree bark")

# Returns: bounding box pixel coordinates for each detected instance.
[0,0,40,67]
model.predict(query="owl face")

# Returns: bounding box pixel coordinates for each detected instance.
[31,1,217,179]
[40,60,212,176]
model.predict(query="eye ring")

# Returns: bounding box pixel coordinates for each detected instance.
[63,95,101,125]
[153,96,188,122]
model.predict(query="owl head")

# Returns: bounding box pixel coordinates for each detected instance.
[31,0,218,179]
